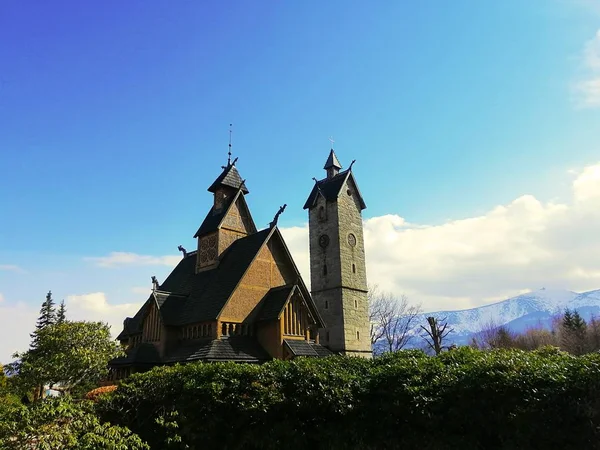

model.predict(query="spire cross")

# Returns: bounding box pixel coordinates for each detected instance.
[328,136,335,149]
[228,123,233,165]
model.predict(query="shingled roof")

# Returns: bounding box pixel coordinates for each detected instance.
[284,339,333,358]
[303,169,366,210]
[163,336,271,363]
[256,285,296,321]
[323,149,342,170]
[110,343,161,367]
[116,228,273,339]
[207,163,249,194]
[194,205,229,238]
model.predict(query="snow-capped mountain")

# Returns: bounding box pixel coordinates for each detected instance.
[423,288,600,346]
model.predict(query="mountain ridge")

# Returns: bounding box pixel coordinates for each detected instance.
[422,288,600,346]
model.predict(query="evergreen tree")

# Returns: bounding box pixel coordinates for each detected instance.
[30,291,57,351]
[570,310,587,334]
[562,309,574,330]
[35,291,56,331]
[56,300,66,325]
[561,308,587,355]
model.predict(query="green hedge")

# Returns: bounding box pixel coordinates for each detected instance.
[97,347,600,450]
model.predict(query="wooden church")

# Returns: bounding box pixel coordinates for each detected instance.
[109,147,370,378]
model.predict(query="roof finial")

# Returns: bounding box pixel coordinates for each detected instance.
[349,159,356,170]
[177,245,187,258]
[227,123,233,166]
[269,204,287,228]
[151,276,159,292]
[328,136,335,150]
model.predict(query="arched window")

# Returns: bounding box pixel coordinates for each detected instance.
[323,264,328,276]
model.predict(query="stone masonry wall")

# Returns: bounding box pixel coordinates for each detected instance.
[337,176,371,356]
[308,175,371,357]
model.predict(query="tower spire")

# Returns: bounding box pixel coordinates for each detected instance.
[227,123,233,166]
[323,145,342,179]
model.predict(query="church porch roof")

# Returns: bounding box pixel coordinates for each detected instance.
[284,339,333,358]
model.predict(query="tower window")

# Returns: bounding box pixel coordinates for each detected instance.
[327,331,330,342]
[323,264,327,275]
[325,300,329,310]
[356,331,360,340]
[354,299,358,308]
[318,206,326,221]
[352,263,356,273]
[347,189,352,196]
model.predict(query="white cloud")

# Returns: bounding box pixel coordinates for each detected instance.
[85,252,181,268]
[0,300,38,365]
[575,30,600,108]
[0,264,25,273]
[65,292,142,334]
[131,286,151,295]
[282,163,600,313]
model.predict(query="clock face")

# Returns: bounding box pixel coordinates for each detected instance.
[347,233,357,247]
[319,234,330,248]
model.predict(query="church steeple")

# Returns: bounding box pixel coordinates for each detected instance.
[324,149,342,179]
[194,159,256,273]
[207,161,249,211]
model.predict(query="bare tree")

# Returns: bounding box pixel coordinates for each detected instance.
[472,319,517,349]
[420,316,453,355]
[586,315,600,352]
[369,285,421,352]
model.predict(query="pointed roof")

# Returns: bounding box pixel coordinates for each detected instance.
[323,149,342,170]
[208,163,249,194]
[193,189,257,238]
[303,169,367,210]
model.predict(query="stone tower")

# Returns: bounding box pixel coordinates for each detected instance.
[303,149,371,358]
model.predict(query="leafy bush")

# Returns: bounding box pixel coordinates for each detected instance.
[96,348,600,450]
[0,396,148,449]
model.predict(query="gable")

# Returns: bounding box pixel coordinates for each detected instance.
[217,227,325,328]
[220,193,256,234]
[343,172,367,211]
[218,229,296,321]
[178,228,271,325]
[142,299,162,342]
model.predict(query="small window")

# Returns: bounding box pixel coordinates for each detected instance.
[325,300,329,310]
[323,264,328,275]
[354,299,358,308]
[352,263,356,273]
[318,206,326,221]
[327,331,330,342]
[347,189,352,196]
[356,330,360,340]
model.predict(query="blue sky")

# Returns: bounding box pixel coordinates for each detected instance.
[1,1,600,362]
